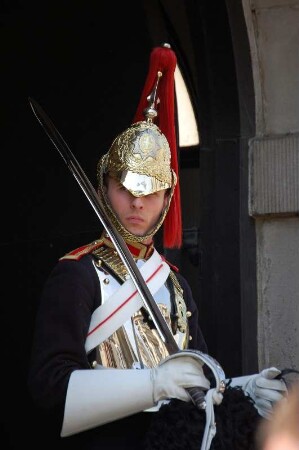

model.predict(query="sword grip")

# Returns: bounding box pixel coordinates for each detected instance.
[187,386,206,409]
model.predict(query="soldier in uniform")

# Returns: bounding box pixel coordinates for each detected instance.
[28,44,287,450]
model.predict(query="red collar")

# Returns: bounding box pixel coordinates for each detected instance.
[101,233,154,260]
[100,233,179,271]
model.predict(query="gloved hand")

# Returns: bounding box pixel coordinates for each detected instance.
[231,367,287,419]
[152,352,211,403]
[61,350,210,437]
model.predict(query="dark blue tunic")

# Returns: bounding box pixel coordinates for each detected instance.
[28,254,207,449]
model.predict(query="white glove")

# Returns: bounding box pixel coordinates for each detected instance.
[61,351,210,437]
[152,352,210,403]
[230,367,287,419]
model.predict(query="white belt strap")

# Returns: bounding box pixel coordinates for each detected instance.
[85,249,170,353]
[201,389,217,450]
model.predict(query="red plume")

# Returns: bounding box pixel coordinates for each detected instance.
[133,45,182,249]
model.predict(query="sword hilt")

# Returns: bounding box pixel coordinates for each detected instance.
[187,386,206,409]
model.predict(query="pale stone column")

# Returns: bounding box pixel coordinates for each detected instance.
[243,0,299,370]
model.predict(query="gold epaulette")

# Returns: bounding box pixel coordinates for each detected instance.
[59,238,104,261]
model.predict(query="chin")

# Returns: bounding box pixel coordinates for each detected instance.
[126,226,147,236]
[130,231,147,238]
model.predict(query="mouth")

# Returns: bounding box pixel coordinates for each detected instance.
[126,215,145,225]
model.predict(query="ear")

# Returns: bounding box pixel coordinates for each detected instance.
[163,191,169,208]
[101,172,110,193]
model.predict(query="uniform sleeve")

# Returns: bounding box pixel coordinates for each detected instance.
[27,256,100,413]
[175,273,208,354]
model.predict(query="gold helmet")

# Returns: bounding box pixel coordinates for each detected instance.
[97,44,182,248]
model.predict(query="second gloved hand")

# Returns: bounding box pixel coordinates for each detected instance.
[230,367,288,419]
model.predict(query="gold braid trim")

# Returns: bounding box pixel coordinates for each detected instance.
[169,270,189,335]
[92,246,129,281]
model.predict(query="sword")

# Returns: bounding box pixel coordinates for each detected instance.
[29,97,206,408]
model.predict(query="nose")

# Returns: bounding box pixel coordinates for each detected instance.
[131,195,144,209]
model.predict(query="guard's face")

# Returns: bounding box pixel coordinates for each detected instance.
[106,176,168,243]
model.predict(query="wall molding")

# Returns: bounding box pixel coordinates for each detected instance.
[249,133,299,217]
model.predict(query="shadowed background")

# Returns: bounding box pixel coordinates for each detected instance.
[1,1,252,447]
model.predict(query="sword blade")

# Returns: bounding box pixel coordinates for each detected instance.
[29,96,178,353]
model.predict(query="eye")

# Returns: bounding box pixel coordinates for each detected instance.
[150,192,162,199]
[117,183,126,191]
